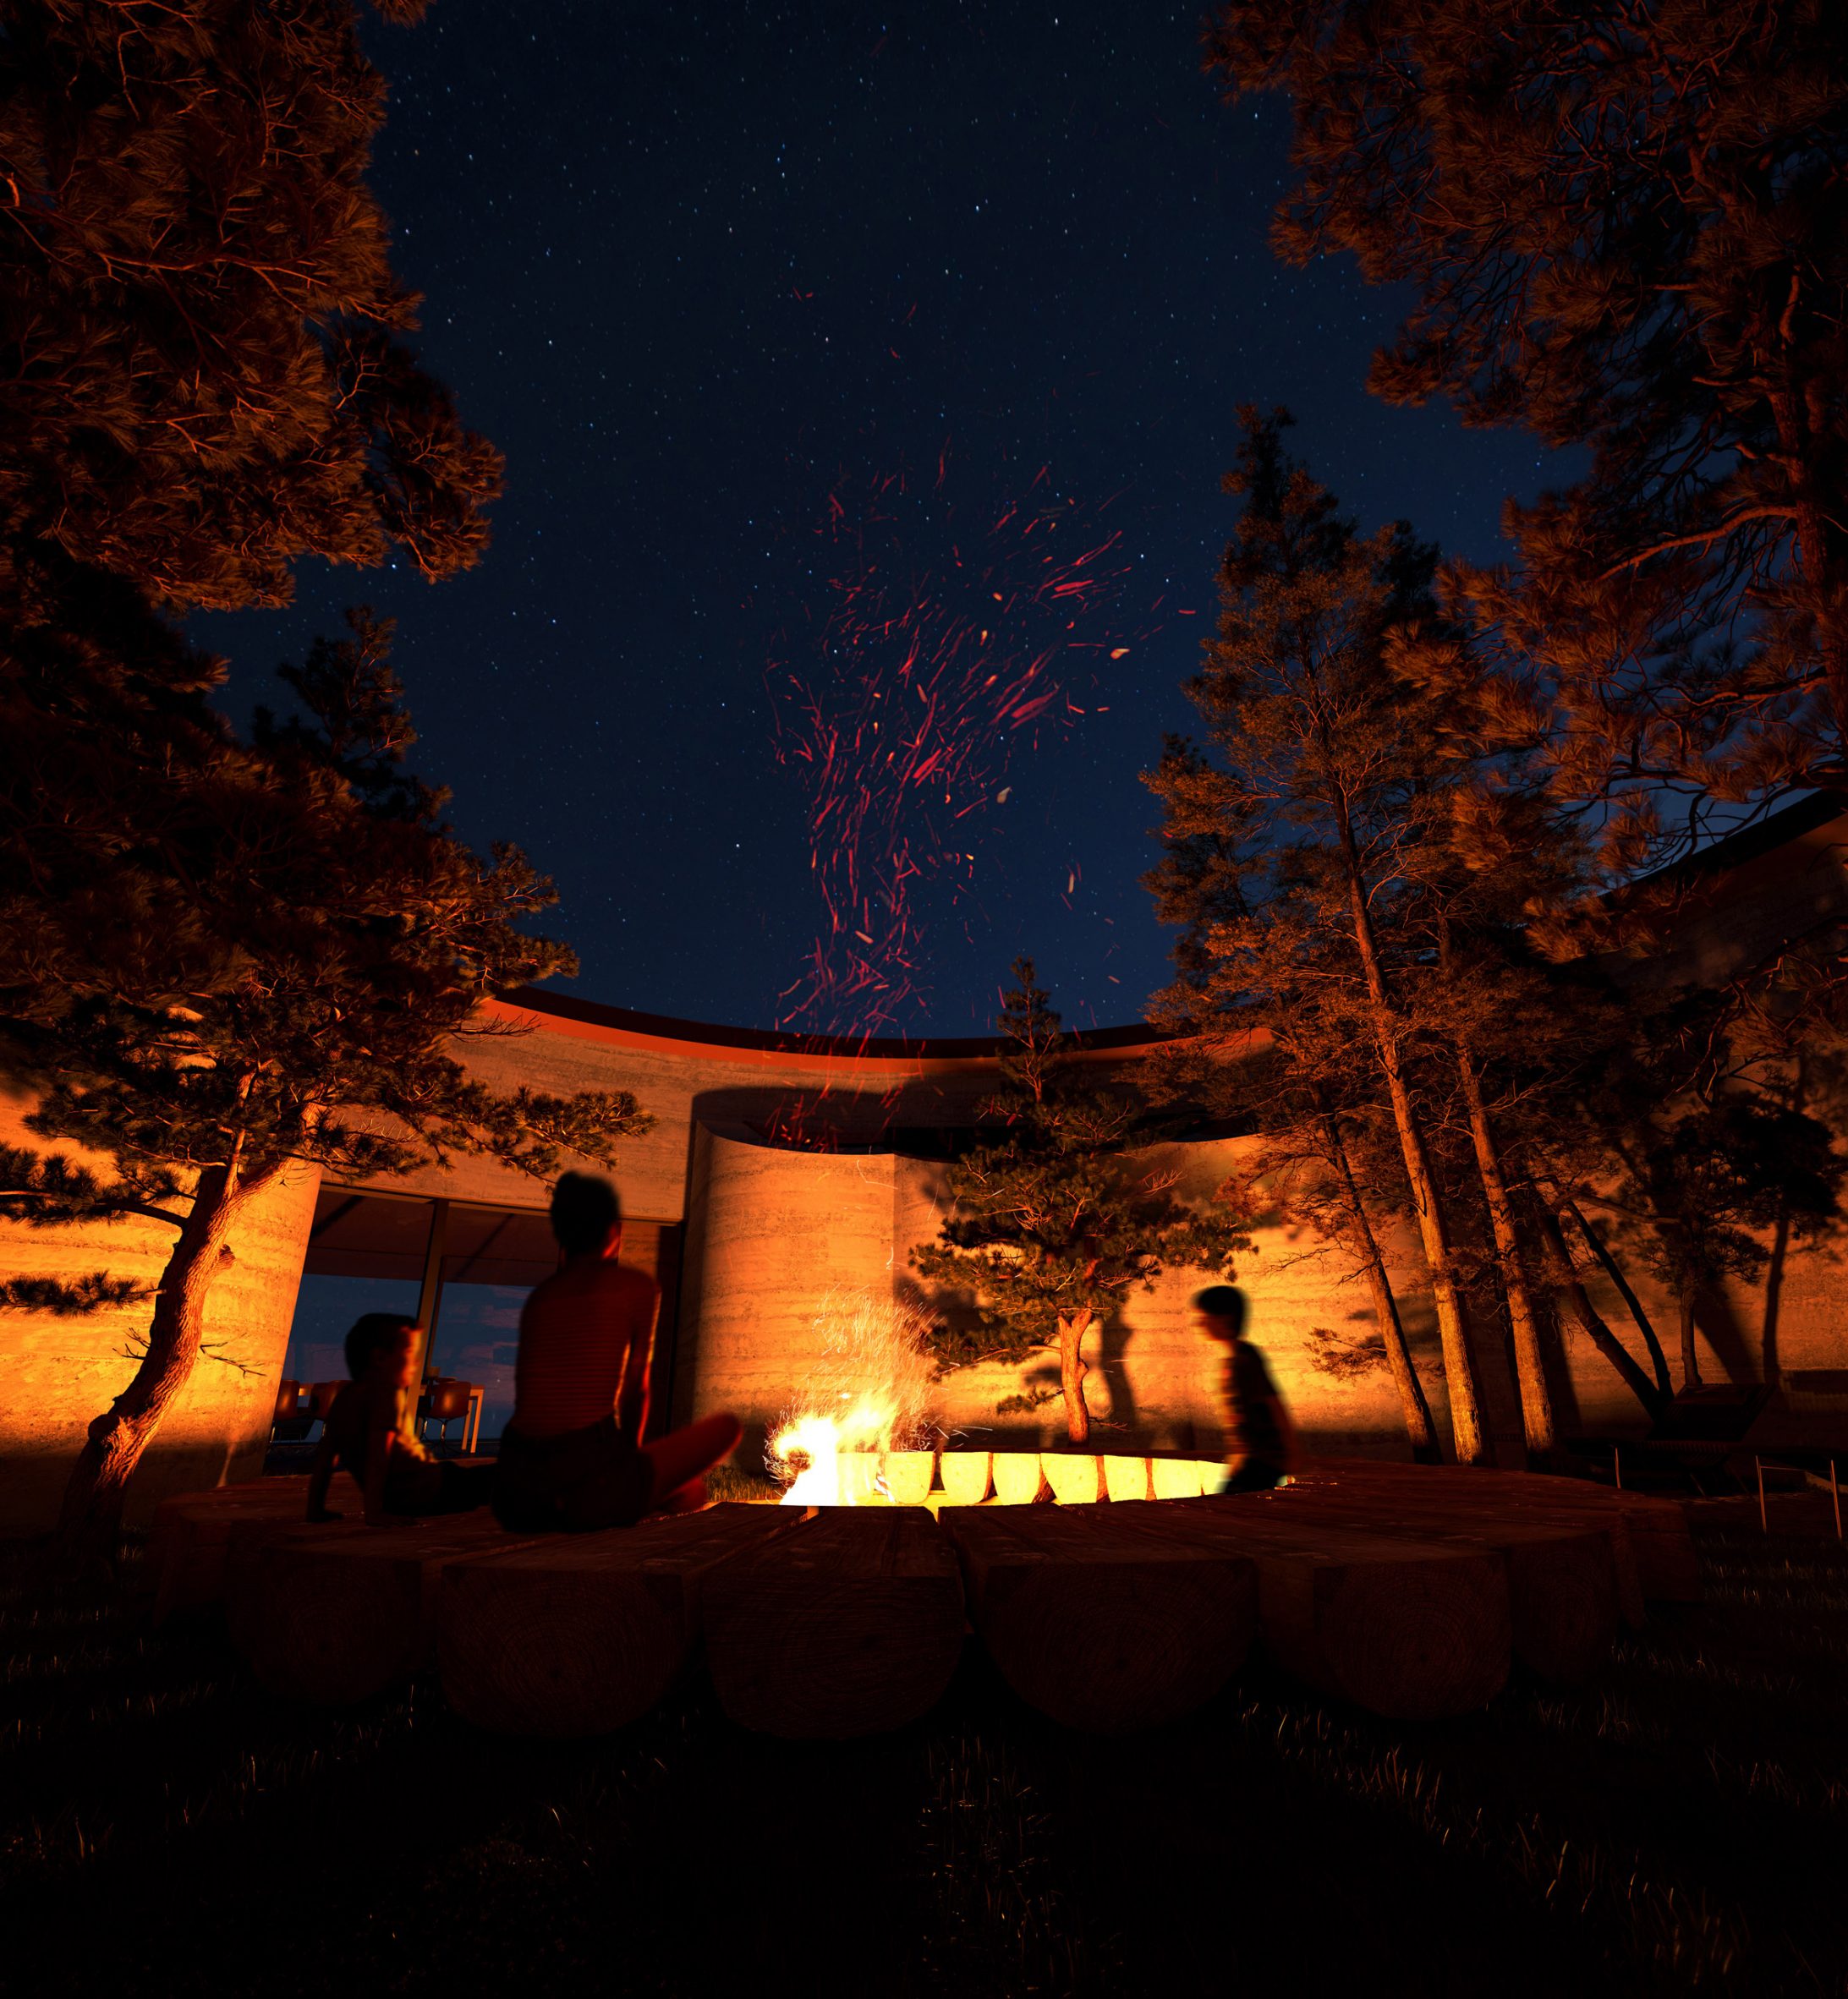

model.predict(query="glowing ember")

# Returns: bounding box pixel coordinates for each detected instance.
[765,452,1154,1038]
[765,1292,937,1505]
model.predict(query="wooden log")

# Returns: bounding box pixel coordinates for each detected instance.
[884,1449,936,1505]
[1283,1465,1646,1629]
[942,1503,1256,1732]
[700,1506,964,1739]
[1303,1460,1697,1609]
[151,1476,358,1622]
[939,1451,993,1504]
[1121,1499,1512,1719]
[1248,1484,1620,1681]
[226,1510,524,1704]
[992,1452,1049,1504]
[1151,1458,1204,1500]
[1103,1455,1152,1503]
[440,1505,798,1738]
[1041,1453,1102,1504]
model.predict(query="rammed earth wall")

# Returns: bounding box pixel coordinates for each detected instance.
[6,802,1848,1530]
[0,1093,320,1533]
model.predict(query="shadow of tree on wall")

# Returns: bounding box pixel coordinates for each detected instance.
[1094,1309,1141,1436]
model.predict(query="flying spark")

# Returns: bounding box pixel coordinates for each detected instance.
[765,451,1151,1037]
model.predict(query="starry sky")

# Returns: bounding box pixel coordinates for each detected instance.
[201,0,1560,1038]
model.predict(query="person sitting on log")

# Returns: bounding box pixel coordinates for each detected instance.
[493,1171,742,1531]
[307,1313,495,1525]
[1194,1284,1299,1494]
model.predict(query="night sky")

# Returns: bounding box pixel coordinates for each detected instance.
[202,0,1560,1038]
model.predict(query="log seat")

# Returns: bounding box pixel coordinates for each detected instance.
[699,1505,965,1739]
[1243,1481,1624,1680]
[151,1474,357,1622]
[942,1502,1257,1731]
[1305,1460,1700,1607]
[1127,1500,1515,1719]
[154,1460,1692,1739]
[439,1503,800,1738]
[226,1509,533,1705]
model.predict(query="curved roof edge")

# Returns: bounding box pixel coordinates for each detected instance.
[492,983,1186,1061]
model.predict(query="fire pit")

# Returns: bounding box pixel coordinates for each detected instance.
[762,1291,1226,1509]
[768,1443,1231,1509]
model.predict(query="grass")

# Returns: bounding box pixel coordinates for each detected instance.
[1,1525,1844,1997]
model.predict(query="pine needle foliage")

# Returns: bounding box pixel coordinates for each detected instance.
[0,614,652,1554]
[1144,407,1500,1461]
[0,0,502,669]
[1203,0,1848,846]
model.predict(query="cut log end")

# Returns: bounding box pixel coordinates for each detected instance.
[1319,1555,1511,1720]
[440,1507,794,1739]
[440,1561,685,1739]
[1505,1536,1621,1684]
[949,1509,1257,1733]
[227,1525,424,1705]
[700,1509,965,1739]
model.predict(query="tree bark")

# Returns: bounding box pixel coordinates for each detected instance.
[1454,1049,1555,1460]
[1321,1112,1439,1463]
[1677,1290,1703,1390]
[1767,370,1848,756]
[1056,1312,1094,1445]
[55,1161,266,1563]
[1560,1197,1672,1398]
[1333,825,1488,1462]
[1530,1202,1667,1421]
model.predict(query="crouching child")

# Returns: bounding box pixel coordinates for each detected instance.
[306,1312,495,1525]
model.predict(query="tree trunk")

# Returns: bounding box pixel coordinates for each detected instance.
[1531,1202,1666,1421]
[1560,1197,1672,1398]
[1334,845,1488,1462]
[1321,1112,1439,1463]
[1454,1049,1555,1460]
[1767,373,1848,756]
[1056,1312,1094,1445]
[1677,1290,1703,1390]
[55,1162,262,1564]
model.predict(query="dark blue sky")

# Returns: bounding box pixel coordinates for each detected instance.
[201,0,1558,1036]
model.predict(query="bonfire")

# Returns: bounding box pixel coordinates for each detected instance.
[766,1292,940,1505]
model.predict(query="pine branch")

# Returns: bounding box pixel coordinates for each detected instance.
[117,1329,262,1378]
[0,1144,184,1229]
[0,1273,151,1317]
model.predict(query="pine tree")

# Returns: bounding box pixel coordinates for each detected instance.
[1145,407,1496,1461]
[1203,0,1848,807]
[1139,814,1441,1463]
[0,615,651,1558]
[912,961,1246,1446]
[1574,983,1845,1393]
[1,0,502,693]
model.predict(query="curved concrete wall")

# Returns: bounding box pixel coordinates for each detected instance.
[0,1094,320,1532]
[9,804,1848,1536]
[674,1127,902,1438]
[674,1123,1467,1465]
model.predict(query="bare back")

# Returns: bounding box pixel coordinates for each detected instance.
[513,1258,658,1439]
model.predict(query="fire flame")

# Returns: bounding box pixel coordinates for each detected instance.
[766,1292,936,1506]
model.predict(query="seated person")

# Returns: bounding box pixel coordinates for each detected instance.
[1193,1284,1299,1493]
[306,1312,495,1525]
[494,1171,742,1532]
